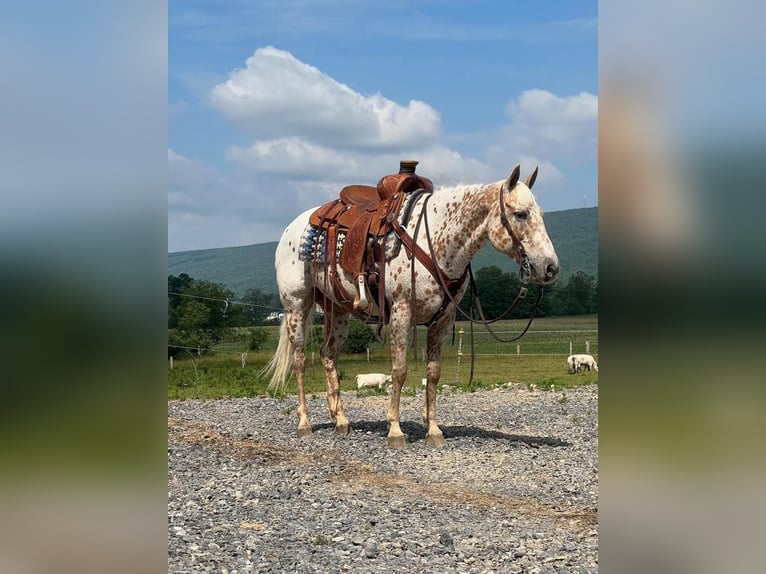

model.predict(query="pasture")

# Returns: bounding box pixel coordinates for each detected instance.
[168,315,598,401]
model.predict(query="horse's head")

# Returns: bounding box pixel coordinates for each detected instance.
[487,164,560,284]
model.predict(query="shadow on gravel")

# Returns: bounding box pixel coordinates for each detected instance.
[441,425,571,447]
[313,420,570,447]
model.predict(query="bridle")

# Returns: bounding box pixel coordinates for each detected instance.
[498,181,532,284]
[417,181,545,384]
[419,181,544,324]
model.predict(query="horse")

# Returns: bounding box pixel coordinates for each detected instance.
[263,163,559,448]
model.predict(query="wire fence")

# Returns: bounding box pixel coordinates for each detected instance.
[168,325,598,369]
[168,291,598,359]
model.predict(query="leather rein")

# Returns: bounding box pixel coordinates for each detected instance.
[413,182,544,329]
[318,183,544,369]
[415,182,546,385]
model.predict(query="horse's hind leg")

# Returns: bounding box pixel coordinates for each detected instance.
[321,312,351,435]
[286,306,313,437]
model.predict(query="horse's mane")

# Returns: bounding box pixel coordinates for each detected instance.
[434,181,494,195]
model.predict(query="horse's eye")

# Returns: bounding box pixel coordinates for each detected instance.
[513,211,529,221]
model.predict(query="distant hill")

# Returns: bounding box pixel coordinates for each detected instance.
[168,242,280,297]
[168,207,597,297]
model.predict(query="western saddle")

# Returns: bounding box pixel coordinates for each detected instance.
[307,160,433,318]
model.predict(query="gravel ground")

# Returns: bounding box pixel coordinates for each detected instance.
[168,384,598,573]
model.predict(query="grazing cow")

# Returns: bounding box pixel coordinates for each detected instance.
[355,373,392,390]
[568,354,598,373]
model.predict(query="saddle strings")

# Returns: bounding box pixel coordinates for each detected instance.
[408,191,432,361]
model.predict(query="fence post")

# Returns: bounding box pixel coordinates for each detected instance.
[422,348,426,362]
[366,347,370,362]
[312,352,315,366]
[169,356,173,370]
[585,341,590,353]
[456,328,464,383]
[241,352,247,368]
[516,344,520,355]
[569,341,573,355]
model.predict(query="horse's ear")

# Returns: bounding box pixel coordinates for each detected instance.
[524,166,539,189]
[506,164,521,188]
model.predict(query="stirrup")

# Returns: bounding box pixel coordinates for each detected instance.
[353,274,370,310]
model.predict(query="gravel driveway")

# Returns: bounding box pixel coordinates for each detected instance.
[168,384,598,573]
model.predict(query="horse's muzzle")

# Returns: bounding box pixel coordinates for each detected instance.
[544,260,560,283]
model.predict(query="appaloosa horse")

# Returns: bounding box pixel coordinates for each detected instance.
[263,163,559,447]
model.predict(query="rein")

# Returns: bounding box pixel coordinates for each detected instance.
[420,183,544,327]
[418,183,546,384]
[318,181,544,363]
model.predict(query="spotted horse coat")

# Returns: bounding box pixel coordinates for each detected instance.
[262,163,559,447]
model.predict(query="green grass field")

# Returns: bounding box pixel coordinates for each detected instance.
[168,315,598,400]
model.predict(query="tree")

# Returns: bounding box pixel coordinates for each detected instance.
[167,328,217,358]
[168,273,192,307]
[240,288,277,326]
[167,274,243,354]
[168,273,193,328]
[342,318,376,354]
[556,271,597,315]
[303,318,375,354]
[459,266,520,320]
[248,328,269,351]
[455,267,597,319]
[176,300,210,331]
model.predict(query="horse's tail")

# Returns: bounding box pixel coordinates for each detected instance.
[261,316,292,391]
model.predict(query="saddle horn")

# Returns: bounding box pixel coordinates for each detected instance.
[506,164,521,188]
[525,166,539,189]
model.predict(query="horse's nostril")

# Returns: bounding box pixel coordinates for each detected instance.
[546,263,559,277]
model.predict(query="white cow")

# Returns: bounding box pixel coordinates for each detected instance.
[568,354,598,373]
[355,373,393,390]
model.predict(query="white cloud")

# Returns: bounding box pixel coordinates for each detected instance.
[225,138,360,179]
[210,49,589,190]
[516,155,566,187]
[502,89,598,159]
[168,148,299,251]
[169,49,597,250]
[209,46,441,149]
[226,137,499,190]
[225,140,437,202]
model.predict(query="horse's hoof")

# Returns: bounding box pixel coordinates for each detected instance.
[297,427,313,438]
[387,435,407,449]
[335,423,351,436]
[426,433,447,447]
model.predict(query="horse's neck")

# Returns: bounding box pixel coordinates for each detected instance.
[423,183,497,278]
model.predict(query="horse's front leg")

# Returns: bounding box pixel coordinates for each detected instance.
[321,312,351,435]
[422,315,452,447]
[386,302,411,449]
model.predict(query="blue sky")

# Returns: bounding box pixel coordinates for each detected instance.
[169,1,597,252]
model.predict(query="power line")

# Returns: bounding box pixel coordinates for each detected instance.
[168,291,284,312]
